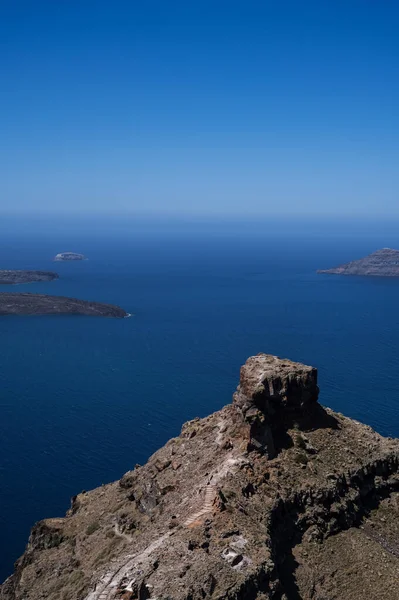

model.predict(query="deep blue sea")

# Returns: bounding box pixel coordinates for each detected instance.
[1,216,399,581]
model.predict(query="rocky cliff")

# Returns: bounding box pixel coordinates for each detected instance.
[1,354,398,600]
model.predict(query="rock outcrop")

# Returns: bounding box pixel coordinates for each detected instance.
[0,270,59,284]
[233,355,319,458]
[1,354,398,600]
[318,248,399,276]
[0,293,127,317]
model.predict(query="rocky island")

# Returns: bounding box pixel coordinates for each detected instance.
[54,252,86,261]
[318,247,399,276]
[1,354,398,600]
[0,293,127,317]
[0,270,59,285]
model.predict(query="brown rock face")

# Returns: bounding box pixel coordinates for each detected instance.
[1,355,399,600]
[233,354,319,457]
[234,354,318,415]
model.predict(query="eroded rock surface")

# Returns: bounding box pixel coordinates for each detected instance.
[1,354,398,600]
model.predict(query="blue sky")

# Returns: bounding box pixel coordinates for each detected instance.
[1,1,398,217]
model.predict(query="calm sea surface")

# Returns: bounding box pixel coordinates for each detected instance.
[1,217,399,580]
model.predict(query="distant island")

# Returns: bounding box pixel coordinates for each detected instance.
[0,293,127,317]
[318,248,399,277]
[0,270,59,284]
[54,252,86,261]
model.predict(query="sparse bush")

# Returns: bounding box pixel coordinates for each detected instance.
[223,489,237,500]
[295,433,307,450]
[86,521,100,536]
[93,537,121,566]
[293,451,308,465]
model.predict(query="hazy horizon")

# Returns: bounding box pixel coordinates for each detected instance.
[2,211,399,247]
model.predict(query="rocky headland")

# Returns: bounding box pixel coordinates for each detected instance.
[54,252,86,261]
[1,354,398,600]
[0,270,59,284]
[318,248,399,276]
[0,293,127,317]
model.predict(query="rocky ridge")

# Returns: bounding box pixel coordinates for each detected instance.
[318,247,399,276]
[1,354,398,600]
